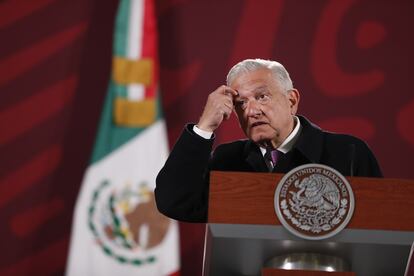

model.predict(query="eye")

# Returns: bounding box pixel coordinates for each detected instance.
[257,94,270,102]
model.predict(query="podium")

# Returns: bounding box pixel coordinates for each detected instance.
[203,171,414,276]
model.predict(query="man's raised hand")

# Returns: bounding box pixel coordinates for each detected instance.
[197,85,238,132]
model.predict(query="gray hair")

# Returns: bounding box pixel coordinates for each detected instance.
[226,58,294,92]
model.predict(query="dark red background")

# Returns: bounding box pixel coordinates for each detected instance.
[0,0,413,275]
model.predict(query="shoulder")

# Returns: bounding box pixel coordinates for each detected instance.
[213,139,249,158]
[321,131,382,177]
[299,115,371,152]
[210,139,253,171]
[297,115,382,177]
[323,131,369,149]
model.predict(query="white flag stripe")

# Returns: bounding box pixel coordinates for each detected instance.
[128,84,145,101]
[66,121,179,275]
[127,0,145,101]
[127,0,144,59]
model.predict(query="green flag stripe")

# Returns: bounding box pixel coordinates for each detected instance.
[113,0,130,57]
[112,0,130,98]
[90,82,140,164]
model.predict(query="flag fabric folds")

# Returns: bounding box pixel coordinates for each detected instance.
[65,0,180,275]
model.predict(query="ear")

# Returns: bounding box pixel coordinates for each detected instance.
[287,89,300,115]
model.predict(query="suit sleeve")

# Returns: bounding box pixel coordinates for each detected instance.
[155,124,213,222]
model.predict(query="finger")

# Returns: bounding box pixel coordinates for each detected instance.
[226,87,238,96]
[225,86,239,97]
[222,106,233,120]
[222,92,237,108]
[222,96,233,107]
[221,85,238,96]
[223,101,233,110]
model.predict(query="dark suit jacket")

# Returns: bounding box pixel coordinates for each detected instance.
[155,116,382,222]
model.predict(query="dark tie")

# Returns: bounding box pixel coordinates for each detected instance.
[265,148,282,170]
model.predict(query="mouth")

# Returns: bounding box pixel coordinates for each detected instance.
[250,121,268,128]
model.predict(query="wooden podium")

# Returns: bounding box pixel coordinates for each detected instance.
[203,171,414,276]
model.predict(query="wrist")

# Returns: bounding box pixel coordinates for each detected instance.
[196,121,215,132]
[193,125,213,139]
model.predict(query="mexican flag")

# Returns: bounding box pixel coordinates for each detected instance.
[65,0,180,275]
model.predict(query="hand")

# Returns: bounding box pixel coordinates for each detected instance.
[197,85,238,132]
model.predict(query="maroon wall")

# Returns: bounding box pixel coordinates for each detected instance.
[0,0,413,275]
[0,0,118,275]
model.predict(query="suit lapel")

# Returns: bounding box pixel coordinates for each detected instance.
[295,116,324,163]
[244,141,269,172]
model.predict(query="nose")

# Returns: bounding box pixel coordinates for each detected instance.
[246,100,262,117]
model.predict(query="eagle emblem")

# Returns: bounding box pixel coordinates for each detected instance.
[274,164,354,240]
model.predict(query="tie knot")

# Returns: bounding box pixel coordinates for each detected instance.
[265,148,282,165]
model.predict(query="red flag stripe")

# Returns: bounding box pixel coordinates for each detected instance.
[0,21,87,87]
[0,75,78,145]
[0,0,57,28]
[0,144,62,209]
[9,197,65,238]
[142,0,157,98]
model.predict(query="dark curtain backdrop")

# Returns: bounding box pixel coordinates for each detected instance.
[0,0,412,275]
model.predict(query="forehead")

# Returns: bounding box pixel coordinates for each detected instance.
[230,68,283,97]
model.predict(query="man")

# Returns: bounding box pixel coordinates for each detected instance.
[155,58,382,223]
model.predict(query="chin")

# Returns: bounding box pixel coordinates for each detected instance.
[250,133,272,144]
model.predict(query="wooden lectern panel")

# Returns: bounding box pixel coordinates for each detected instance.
[208,171,414,231]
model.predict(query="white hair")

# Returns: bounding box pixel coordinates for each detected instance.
[226,58,294,92]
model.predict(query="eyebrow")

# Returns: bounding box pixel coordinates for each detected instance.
[234,85,269,100]
[249,86,270,97]
[253,86,269,93]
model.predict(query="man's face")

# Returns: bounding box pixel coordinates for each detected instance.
[230,68,300,148]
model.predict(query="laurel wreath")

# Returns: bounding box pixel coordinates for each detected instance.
[281,198,348,234]
[88,179,157,266]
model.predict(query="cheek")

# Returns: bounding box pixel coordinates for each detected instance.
[262,107,278,122]
[265,103,290,120]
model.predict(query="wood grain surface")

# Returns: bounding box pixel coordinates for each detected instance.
[208,171,414,231]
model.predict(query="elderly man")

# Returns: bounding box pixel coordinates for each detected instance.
[155,58,382,222]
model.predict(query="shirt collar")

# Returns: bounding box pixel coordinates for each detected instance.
[260,116,302,156]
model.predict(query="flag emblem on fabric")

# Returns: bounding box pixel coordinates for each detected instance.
[88,180,171,265]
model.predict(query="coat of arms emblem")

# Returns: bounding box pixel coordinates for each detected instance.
[274,164,355,240]
[88,179,170,265]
